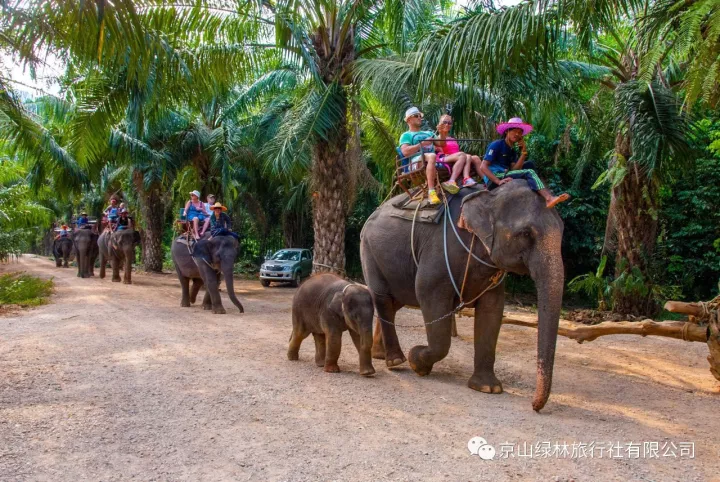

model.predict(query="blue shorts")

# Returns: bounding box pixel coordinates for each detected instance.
[187,213,205,222]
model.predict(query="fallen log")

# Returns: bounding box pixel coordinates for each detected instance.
[664,301,705,317]
[456,309,708,344]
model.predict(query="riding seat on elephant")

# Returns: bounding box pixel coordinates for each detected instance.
[361,180,565,412]
[98,229,141,284]
[171,233,244,314]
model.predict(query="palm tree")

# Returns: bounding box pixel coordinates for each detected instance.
[414,0,698,314]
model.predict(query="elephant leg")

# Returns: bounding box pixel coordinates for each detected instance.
[312,333,326,367]
[324,328,342,373]
[123,256,132,284]
[349,330,376,377]
[468,284,505,394]
[373,293,405,368]
[202,290,212,310]
[111,257,121,282]
[99,252,106,279]
[408,298,455,377]
[177,268,191,308]
[287,323,310,361]
[190,278,203,304]
[204,270,225,314]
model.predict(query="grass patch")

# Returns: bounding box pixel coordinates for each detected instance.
[0,272,54,306]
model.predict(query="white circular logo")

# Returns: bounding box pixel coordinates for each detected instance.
[467,436,487,455]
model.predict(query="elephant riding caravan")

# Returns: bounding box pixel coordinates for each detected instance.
[51,115,569,410]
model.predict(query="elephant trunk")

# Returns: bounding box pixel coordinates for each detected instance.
[222,263,244,313]
[528,236,564,412]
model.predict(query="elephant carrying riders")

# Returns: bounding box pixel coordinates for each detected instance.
[183,190,211,240]
[480,118,570,209]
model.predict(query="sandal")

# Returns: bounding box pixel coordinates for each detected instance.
[546,193,570,209]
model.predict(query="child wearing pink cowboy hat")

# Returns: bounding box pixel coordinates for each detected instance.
[477,117,569,208]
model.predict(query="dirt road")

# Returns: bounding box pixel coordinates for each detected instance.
[1,255,718,481]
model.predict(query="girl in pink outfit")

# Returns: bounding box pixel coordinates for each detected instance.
[435,114,468,194]
[435,115,477,189]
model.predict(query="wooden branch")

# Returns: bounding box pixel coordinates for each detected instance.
[664,301,705,317]
[456,309,707,344]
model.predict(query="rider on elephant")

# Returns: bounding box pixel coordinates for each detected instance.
[116,209,133,231]
[76,212,90,229]
[208,202,238,240]
[183,190,210,240]
[103,198,120,230]
[479,118,570,209]
[55,224,70,239]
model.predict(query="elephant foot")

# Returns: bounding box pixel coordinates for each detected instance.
[112,278,121,283]
[468,372,503,394]
[203,304,212,311]
[287,350,299,361]
[315,357,324,367]
[213,307,227,314]
[123,280,131,285]
[359,365,376,377]
[324,363,340,373]
[385,347,407,368]
[408,346,433,376]
[181,301,191,308]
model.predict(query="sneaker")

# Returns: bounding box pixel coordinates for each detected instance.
[441,180,460,194]
[428,189,441,205]
[463,177,477,187]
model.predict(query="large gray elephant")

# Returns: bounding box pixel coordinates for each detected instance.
[53,236,74,268]
[360,181,564,411]
[171,235,244,314]
[98,229,141,284]
[73,228,99,278]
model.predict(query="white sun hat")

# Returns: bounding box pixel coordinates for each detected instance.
[404,106,423,121]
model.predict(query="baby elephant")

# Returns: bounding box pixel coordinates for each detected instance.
[288,273,375,376]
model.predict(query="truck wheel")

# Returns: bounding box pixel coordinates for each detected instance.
[261,280,270,287]
[291,272,301,288]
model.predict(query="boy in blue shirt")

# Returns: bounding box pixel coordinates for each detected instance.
[480,118,569,208]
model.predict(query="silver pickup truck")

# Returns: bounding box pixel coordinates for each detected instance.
[259,248,313,287]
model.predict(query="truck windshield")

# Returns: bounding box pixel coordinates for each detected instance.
[271,250,300,261]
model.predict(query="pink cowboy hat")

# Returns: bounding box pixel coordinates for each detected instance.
[496,117,533,136]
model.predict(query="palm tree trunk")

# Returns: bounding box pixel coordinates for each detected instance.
[608,133,659,315]
[133,172,165,272]
[312,128,349,275]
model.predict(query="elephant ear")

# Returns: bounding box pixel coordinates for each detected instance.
[459,190,495,254]
[329,291,344,318]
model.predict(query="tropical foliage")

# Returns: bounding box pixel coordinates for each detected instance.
[1,0,719,315]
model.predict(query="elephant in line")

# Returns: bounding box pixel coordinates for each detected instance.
[171,234,244,314]
[288,273,375,376]
[53,236,74,268]
[98,229,141,284]
[360,181,564,412]
[72,228,99,278]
